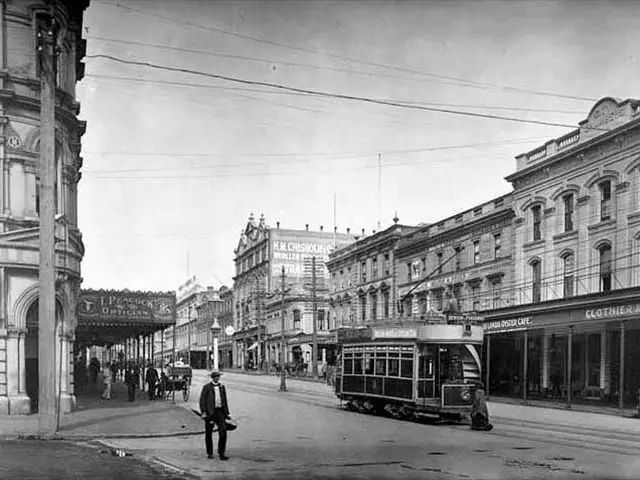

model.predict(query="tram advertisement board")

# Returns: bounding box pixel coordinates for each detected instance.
[77,289,176,325]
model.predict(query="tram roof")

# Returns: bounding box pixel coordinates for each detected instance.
[75,289,176,346]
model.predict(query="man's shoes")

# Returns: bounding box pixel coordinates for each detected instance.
[219,455,229,461]
[207,454,214,459]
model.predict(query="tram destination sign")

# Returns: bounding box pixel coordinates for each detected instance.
[77,289,176,326]
[335,327,372,343]
[372,327,418,339]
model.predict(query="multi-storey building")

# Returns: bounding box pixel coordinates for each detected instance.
[326,220,417,329]
[484,97,640,408]
[232,214,355,372]
[0,1,89,415]
[394,194,515,320]
[218,286,234,368]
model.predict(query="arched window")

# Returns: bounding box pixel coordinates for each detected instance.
[531,205,542,241]
[563,193,575,232]
[599,180,612,221]
[531,259,542,302]
[598,244,612,292]
[562,253,575,298]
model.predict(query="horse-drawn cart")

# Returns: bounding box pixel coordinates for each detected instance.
[160,363,192,401]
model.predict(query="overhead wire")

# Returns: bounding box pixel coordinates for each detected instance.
[95,0,597,103]
[85,54,603,131]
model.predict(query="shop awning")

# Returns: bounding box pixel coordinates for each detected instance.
[75,289,176,346]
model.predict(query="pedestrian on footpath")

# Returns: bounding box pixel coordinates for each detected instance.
[145,363,159,400]
[125,364,139,402]
[101,364,112,400]
[470,387,493,431]
[199,369,231,460]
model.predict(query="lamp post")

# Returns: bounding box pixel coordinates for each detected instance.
[211,318,221,370]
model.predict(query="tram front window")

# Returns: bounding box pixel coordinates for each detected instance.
[439,345,464,382]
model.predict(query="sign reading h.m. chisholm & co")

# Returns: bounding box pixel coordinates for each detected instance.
[77,289,176,325]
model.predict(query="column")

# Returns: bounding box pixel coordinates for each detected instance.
[542,333,550,390]
[59,331,74,413]
[523,331,528,403]
[6,330,29,414]
[485,334,491,398]
[567,327,573,408]
[620,321,626,409]
[18,332,26,395]
[600,329,607,394]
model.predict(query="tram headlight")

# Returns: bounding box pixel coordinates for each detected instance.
[460,388,471,402]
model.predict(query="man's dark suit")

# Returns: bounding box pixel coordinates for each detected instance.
[199,381,230,458]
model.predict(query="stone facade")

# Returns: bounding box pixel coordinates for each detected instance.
[327,222,417,327]
[0,1,88,415]
[232,214,355,371]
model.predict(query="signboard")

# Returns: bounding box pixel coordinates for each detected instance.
[372,327,418,339]
[585,303,640,320]
[484,316,532,333]
[335,327,372,343]
[77,289,176,325]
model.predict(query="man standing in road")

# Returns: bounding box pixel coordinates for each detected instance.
[199,369,230,460]
[101,363,112,400]
[145,363,159,400]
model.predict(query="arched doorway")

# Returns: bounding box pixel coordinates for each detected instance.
[25,300,63,412]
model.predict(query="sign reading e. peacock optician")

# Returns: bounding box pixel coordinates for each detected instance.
[585,303,640,320]
[77,289,176,325]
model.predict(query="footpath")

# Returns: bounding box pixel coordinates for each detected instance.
[0,380,203,440]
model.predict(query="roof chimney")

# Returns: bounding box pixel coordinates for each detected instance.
[276,221,280,229]
[346,227,350,234]
[306,224,309,231]
[334,226,337,233]
[361,228,365,235]
[320,225,323,232]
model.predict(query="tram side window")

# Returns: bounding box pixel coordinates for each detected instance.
[344,357,353,374]
[364,354,374,375]
[353,355,363,375]
[387,358,399,376]
[400,357,413,378]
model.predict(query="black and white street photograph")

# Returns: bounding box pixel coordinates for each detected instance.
[1,0,640,479]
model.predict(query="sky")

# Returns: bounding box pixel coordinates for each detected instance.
[76,0,640,292]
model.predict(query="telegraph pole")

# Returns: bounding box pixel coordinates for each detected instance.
[279,266,287,392]
[187,305,191,366]
[311,256,318,378]
[37,12,58,435]
[256,276,262,371]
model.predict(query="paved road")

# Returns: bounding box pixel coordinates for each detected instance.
[98,371,640,479]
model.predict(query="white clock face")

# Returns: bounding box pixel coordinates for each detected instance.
[7,136,21,148]
[225,325,235,336]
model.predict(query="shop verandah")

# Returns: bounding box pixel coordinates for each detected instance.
[483,288,640,410]
[74,290,176,396]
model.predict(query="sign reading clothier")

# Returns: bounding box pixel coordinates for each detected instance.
[484,300,640,333]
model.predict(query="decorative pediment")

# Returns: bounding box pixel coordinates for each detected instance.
[236,213,270,255]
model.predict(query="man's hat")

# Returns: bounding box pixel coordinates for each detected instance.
[210,369,222,377]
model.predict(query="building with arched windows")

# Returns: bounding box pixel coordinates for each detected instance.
[484,97,640,408]
[0,1,88,415]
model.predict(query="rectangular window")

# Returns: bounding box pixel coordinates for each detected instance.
[563,194,574,232]
[372,257,378,278]
[318,310,325,330]
[370,293,377,321]
[473,241,480,265]
[406,262,412,282]
[434,290,443,310]
[563,254,574,298]
[361,261,367,282]
[532,262,542,303]
[454,246,461,271]
[387,358,399,377]
[360,296,366,322]
[375,358,386,376]
[600,246,612,292]
[491,280,501,309]
[532,205,541,241]
[494,233,501,259]
[384,253,390,276]
[400,359,413,378]
[600,181,612,221]
[293,310,301,329]
[421,257,427,276]
[437,252,443,274]
[471,285,480,311]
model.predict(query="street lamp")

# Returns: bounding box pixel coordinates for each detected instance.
[211,318,221,370]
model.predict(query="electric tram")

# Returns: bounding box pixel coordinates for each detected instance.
[335,312,484,421]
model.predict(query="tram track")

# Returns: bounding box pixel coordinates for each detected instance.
[223,376,640,457]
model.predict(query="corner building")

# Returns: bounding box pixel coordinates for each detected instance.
[485,97,640,408]
[232,214,355,372]
[0,1,88,415]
